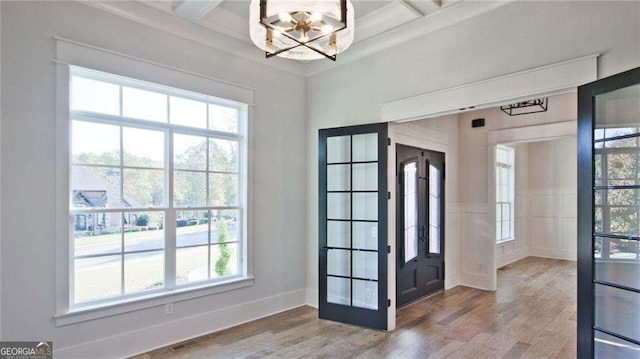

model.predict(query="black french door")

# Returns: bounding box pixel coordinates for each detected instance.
[318,123,388,330]
[396,144,445,307]
[577,66,640,358]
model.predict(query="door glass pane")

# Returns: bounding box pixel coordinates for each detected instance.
[352,163,378,191]
[429,165,441,254]
[404,162,418,262]
[352,280,378,310]
[327,136,350,163]
[327,249,350,277]
[353,222,377,250]
[595,330,640,358]
[353,251,377,280]
[327,277,350,305]
[327,193,350,219]
[353,193,378,220]
[327,164,350,191]
[594,284,640,343]
[352,133,377,162]
[327,221,350,248]
[595,237,640,288]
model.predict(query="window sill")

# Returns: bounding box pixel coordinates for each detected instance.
[53,276,254,327]
[496,238,515,245]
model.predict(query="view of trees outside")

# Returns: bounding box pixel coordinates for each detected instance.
[72,125,240,303]
[593,127,640,260]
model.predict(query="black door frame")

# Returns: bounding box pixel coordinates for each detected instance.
[318,123,389,330]
[577,66,640,358]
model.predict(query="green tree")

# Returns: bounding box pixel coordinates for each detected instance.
[215,220,231,277]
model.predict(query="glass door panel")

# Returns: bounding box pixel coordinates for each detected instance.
[319,123,387,330]
[578,67,640,358]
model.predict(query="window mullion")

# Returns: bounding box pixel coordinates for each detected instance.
[165,128,177,289]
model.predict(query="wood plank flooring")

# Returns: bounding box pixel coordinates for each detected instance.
[133,257,576,359]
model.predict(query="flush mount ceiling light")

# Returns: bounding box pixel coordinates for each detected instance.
[249,0,355,61]
[500,98,549,116]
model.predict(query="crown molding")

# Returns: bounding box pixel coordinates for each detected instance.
[76,1,307,77]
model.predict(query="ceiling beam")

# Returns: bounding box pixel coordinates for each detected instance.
[174,0,224,22]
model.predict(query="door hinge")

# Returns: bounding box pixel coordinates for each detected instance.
[387,191,391,200]
[387,138,391,146]
[387,245,391,254]
[388,299,391,307]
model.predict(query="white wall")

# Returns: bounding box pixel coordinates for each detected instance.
[527,138,578,260]
[1,2,307,357]
[307,0,640,295]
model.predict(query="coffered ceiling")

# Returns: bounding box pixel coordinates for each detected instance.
[81,0,512,76]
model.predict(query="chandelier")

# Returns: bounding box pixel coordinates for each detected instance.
[249,0,355,61]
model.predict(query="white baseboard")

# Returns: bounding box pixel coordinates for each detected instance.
[529,247,577,261]
[460,271,495,291]
[445,271,460,290]
[306,287,318,308]
[497,248,529,268]
[55,289,307,359]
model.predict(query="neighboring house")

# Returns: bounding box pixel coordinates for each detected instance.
[72,166,140,233]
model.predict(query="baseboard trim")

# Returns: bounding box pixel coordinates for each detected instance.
[306,287,319,308]
[55,288,307,359]
[529,248,577,261]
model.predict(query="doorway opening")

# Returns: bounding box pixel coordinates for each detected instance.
[396,144,445,307]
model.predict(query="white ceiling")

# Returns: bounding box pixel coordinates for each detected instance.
[85,0,511,76]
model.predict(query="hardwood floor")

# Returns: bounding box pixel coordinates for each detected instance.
[133,257,577,359]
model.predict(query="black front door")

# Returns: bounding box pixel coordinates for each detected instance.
[396,144,444,307]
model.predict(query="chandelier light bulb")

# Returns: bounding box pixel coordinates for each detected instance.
[310,12,323,22]
[278,12,292,23]
[321,24,333,34]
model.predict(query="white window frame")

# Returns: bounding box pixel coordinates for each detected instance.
[495,145,515,243]
[53,39,255,326]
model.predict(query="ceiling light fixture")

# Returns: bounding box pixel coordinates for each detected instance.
[500,98,549,116]
[249,0,355,61]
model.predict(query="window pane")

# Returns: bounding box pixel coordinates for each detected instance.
[352,163,377,191]
[353,193,378,221]
[74,255,121,303]
[170,96,206,129]
[174,171,207,207]
[352,222,377,250]
[595,284,640,343]
[174,134,207,171]
[328,221,350,248]
[352,133,377,162]
[352,251,377,280]
[176,246,208,285]
[327,277,350,305]
[607,153,637,179]
[123,127,164,168]
[327,193,350,220]
[73,214,121,257]
[176,210,209,247]
[327,164,350,191]
[327,249,350,277]
[327,136,350,163]
[352,279,377,310]
[210,210,239,244]
[209,173,238,206]
[72,121,120,165]
[210,242,238,278]
[124,251,164,294]
[209,104,238,133]
[72,166,121,208]
[122,87,167,123]
[71,76,120,115]
[123,212,164,251]
[123,169,164,208]
[209,138,239,172]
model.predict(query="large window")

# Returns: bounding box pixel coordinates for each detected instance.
[69,67,247,307]
[496,145,514,242]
